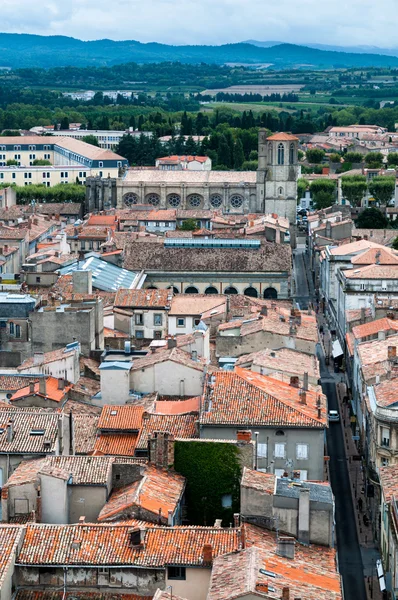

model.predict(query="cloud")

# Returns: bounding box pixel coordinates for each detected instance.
[1,0,397,49]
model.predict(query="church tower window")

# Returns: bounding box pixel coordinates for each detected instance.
[268,143,273,164]
[146,193,160,206]
[210,194,223,208]
[277,143,285,165]
[289,143,295,165]
[168,194,181,207]
[123,192,138,206]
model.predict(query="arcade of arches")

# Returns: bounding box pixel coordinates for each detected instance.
[145,284,278,298]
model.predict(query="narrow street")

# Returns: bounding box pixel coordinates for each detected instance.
[296,245,367,599]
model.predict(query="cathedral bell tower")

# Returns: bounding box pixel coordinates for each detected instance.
[256,130,299,224]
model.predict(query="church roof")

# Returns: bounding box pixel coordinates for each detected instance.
[267,133,298,141]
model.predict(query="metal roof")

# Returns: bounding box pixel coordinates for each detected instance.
[164,238,261,249]
[275,478,333,504]
[58,256,144,293]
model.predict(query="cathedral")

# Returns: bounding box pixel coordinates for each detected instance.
[85,131,299,223]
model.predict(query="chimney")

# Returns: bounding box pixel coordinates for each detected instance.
[233,513,240,528]
[378,330,386,341]
[39,378,46,396]
[256,583,269,594]
[29,380,35,393]
[360,307,366,324]
[167,338,177,349]
[191,350,197,361]
[57,378,65,391]
[6,420,14,443]
[277,537,295,560]
[299,390,306,405]
[3,244,8,253]
[237,430,252,442]
[290,376,299,388]
[298,488,310,545]
[375,250,381,265]
[33,352,44,366]
[317,407,322,419]
[303,372,309,391]
[282,587,290,600]
[78,516,85,525]
[149,431,175,469]
[289,324,297,336]
[179,379,185,396]
[168,510,173,526]
[202,544,213,565]
[214,519,222,528]
[388,346,397,360]
[260,305,268,316]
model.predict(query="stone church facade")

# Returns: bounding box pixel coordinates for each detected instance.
[85,131,299,223]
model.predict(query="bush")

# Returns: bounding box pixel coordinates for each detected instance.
[356,207,389,229]
[364,152,384,168]
[329,153,341,163]
[387,153,398,167]
[306,148,326,164]
[344,152,363,163]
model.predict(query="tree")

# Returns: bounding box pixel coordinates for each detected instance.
[310,179,336,209]
[217,136,232,169]
[356,207,389,229]
[60,116,69,130]
[387,153,398,167]
[81,135,100,147]
[341,175,368,207]
[364,152,384,168]
[297,178,310,200]
[32,159,51,166]
[329,153,341,163]
[392,236,398,250]
[179,218,199,231]
[297,150,304,161]
[6,159,18,166]
[241,160,258,170]
[233,139,245,169]
[344,152,363,163]
[306,148,326,164]
[368,176,396,205]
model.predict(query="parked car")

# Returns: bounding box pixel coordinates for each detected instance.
[328,409,340,422]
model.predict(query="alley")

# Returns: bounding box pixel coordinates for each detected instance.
[293,245,312,310]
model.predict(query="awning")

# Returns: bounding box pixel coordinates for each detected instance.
[332,339,344,359]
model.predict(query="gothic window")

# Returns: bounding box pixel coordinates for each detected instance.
[123,193,138,206]
[168,194,181,207]
[278,143,285,165]
[210,194,223,208]
[230,195,243,208]
[289,143,295,165]
[188,194,203,207]
[146,193,160,206]
[268,143,273,164]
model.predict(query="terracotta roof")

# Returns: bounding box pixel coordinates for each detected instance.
[0,525,24,584]
[94,433,139,456]
[351,247,398,266]
[236,347,320,379]
[0,226,28,240]
[158,155,209,163]
[328,240,384,256]
[115,288,172,309]
[208,547,262,600]
[10,377,71,404]
[241,467,276,494]
[103,327,129,338]
[267,132,298,141]
[0,375,37,392]
[200,369,326,428]
[244,524,341,600]
[18,347,77,371]
[169,294,225,316]
[123,242,292,274]
[343,264,398,279]
[136,413,198,449]
[130,347,206,373]
[77,226,109,240]
[356,335,398,380]
[155,397,201,415]
[73,414,100,454]
[352,317,398,340]
[17,523,242,566]
[373,379,398,408]
[98,464,185,522]
[33,202,82,216]
[6,455,113,486]
[98,405,144,431]
[380,465,398,503]
[3,458,46,487]
[346,332,355,357]
[70,378,101,401]
[345,308,372,323]
[0,409,60,454]
[86,215,117,227]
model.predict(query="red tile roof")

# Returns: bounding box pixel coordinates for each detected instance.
[241,467,276,495]
[10,377,71,404]
[73,414,99,454]
[130,347,206,373]
[352,317,398,340]
[137,413,198,449]
[379,465,398,503]
[94,433,139,456]
[267,133,298,141]
[155,397,201,415]
[17,347,77,371]
[0,525,24,583]
[115,288,172,309]
[0,409,60,454]
[98,405,144,431]
[98,465,185,522]
[17,523,242,566]
[15,592,149,600]
[200,369,326,428]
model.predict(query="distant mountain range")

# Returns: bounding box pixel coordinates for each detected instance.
[245,39,398,57]
[1,33,398,69]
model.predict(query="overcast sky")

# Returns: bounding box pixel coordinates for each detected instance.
[1,0,397,48]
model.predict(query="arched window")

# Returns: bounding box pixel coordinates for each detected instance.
[268,143,273,164]
[277,143,284,165]
[146,285,158,290]
[168,286,179,294]
[275,429,285,436]
[263,287,278,299]
[9,322,14,335]
[289,143,295,165]
[244,286,258,298]
[185,286,199,294]
[278,187,283,196]
[223,286,238,295]
[15,325,21,338]
[205,286,218,295]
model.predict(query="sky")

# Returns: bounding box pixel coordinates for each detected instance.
[1,0,397,48]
